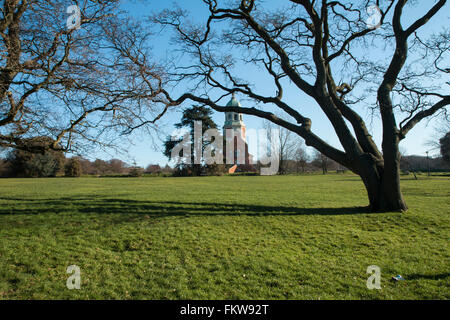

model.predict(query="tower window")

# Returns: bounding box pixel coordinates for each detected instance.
[234,114,238,121]
[240,115,243,121]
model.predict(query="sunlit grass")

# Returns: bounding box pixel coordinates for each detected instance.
[0,174,448,299]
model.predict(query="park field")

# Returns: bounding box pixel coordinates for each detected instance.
[0,174,448,300]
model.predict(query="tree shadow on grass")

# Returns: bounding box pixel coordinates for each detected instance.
[0,196,373,217]
[406,273,450,281]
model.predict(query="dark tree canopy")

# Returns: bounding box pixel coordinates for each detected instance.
[176,105,218,134]
[145,0,449,211]
[164,105,221,176]
[440,132,450,163]
[7,136,65,177]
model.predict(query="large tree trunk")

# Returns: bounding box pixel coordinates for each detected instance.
[363,175,408,212]
[360,154,408,212]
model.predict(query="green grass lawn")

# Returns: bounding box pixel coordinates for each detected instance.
[0,174,448,299]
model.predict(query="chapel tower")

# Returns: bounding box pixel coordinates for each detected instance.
[223,94,246,141]
[223,94,254,171]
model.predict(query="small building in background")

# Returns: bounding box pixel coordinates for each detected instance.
[223,95,255,173]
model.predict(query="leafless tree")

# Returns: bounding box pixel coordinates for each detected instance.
[146,0,449,211]
[145,164,162,174]
[312,149,329,175]
[399,147,418,179]
[294,141,309,173]
[0,0,169,154]
[263,118,297,174]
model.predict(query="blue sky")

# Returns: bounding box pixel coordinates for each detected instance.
[91,0,449,168]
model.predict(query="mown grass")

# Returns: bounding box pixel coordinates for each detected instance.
[0,174,448,299]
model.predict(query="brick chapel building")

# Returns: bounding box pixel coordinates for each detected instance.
[223,95,256,173]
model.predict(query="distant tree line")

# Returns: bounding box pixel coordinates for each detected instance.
[1,130,448,178]
[0,149,176,178]
[0,152,137,178]
[400,155,450,174]
[0,136,174,178]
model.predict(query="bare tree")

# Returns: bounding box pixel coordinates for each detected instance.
[146,0,449,211]
[145,164,162,174]
[312,149,329,175]
[0,0,168,154]
[294,141,309,174]
[399,147,418,179]
[263,118,297,174]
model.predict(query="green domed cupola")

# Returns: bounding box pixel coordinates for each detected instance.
[224,94,245,128]
[226,95,241,108]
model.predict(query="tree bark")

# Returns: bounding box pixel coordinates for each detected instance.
[360,154,408,212]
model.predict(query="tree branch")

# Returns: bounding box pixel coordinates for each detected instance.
[399,96,450,139]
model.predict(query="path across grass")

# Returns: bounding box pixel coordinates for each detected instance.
[0,174,448,299]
